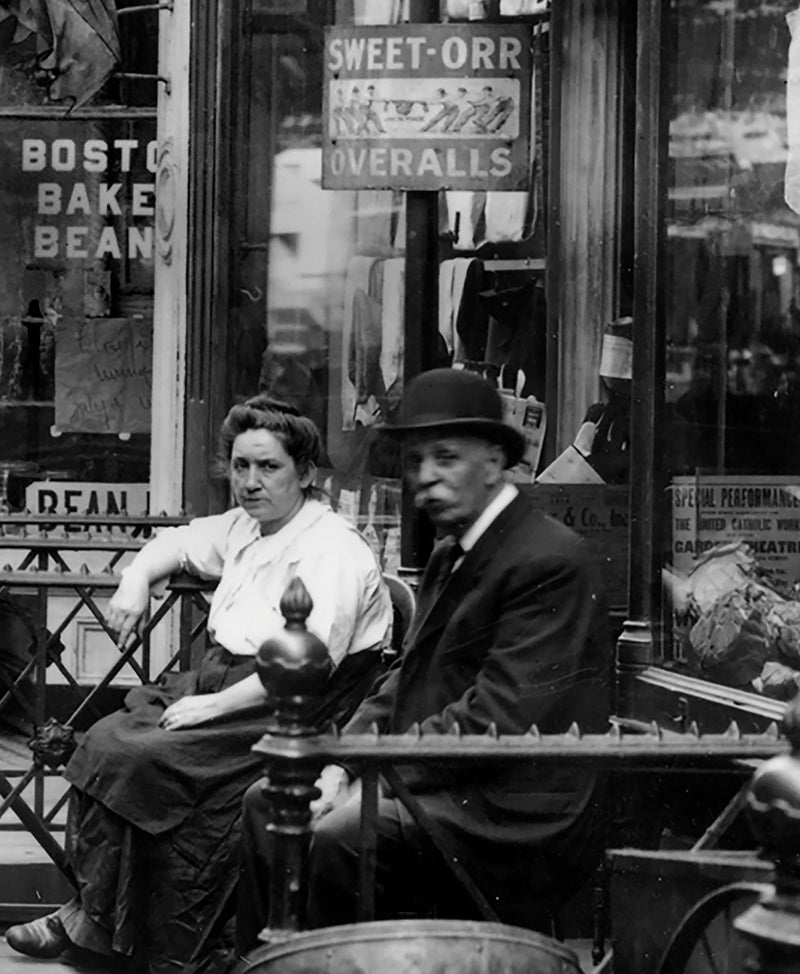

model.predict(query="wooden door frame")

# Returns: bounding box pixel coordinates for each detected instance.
[183,0,245,516]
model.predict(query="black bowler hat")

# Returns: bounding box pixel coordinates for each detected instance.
[388,368,526,469]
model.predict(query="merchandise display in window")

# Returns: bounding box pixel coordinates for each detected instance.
[0,0,158,506]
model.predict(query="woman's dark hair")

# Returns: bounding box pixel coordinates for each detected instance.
[218,396,322,488]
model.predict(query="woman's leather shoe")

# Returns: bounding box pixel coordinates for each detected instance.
[6,913,70,958]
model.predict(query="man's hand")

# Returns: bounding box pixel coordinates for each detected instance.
[105,569,151,649]
[310,765,351,822]
[159,694,223,731]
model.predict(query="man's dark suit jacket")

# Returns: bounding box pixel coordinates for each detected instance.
[344,491,611,910]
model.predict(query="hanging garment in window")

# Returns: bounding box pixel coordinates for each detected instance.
[356,190,395,254]
[481,280,546,400]
[380,257,405,409]
[443,191,486,250]
[0,0,121,108]
[439,258,488,365]
[480,191,530,246]
[344,257,385,429]
[352,0,410,26]
[500,0,549,14]
[443,190,532,249]
[349,287,383,403]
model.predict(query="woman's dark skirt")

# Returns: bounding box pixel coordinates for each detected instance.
[62,645,382,974]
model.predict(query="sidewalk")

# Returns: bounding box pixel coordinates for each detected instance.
[0,940,124,974]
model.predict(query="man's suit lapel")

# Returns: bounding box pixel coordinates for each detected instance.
[405,541,452,644]
[406,493,530,651]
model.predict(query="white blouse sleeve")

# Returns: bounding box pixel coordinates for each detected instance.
[157,510,242,580]
[292,531,391,667]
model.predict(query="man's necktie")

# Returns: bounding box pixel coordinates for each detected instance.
[431,537,464,599]
[407,538,464,642]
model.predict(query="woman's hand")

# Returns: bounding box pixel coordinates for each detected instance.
[159,694,224,731]
[105,569,151,649]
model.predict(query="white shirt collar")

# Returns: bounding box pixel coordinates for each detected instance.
[458,482,519,553]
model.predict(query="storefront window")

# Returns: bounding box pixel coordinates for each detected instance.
[664,1,800,700]
[0,2,158,517]
[238,2,549,573]
[234,4,400,570]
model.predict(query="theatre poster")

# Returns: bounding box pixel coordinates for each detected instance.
[671,475,800,590]
[322,24,533,191]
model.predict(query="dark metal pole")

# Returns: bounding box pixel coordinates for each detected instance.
[615,0,668,714]
[400,0,440,573]
[543,0,563,470]
[401,190,439,571]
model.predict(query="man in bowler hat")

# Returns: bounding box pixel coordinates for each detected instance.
[236,369,610,947]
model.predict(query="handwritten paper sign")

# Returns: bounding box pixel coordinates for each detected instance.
[55,317,152,434]
[322,24,533,190]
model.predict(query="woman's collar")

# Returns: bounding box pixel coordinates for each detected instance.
[239,496,329,546]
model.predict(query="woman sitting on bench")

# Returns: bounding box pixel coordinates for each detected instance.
[6,396,392,973]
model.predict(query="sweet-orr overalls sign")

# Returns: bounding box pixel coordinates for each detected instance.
[322,24,533,191]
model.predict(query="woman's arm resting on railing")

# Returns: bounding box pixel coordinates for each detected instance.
[105,533,185,649]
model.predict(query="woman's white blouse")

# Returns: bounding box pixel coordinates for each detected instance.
[159,499,392,666]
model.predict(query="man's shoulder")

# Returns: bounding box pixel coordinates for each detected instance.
[502,492,581,541]
[493,494,588,567]
[480,498,606,618]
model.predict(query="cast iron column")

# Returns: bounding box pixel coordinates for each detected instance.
[400,0,440,575]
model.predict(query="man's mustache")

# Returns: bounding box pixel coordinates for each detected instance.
[413,491,447,510]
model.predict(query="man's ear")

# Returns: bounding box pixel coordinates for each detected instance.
[485,444,506,484]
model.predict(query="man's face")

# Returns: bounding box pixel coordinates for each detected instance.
[403,433,505,535]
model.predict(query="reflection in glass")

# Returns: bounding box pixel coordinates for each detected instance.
[240,21,404,571]
[663,3,800,698]
[0,4,158,496]
[666,2,800,478]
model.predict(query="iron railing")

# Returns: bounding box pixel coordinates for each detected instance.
[245,578,800,974]
[0,512,211,877]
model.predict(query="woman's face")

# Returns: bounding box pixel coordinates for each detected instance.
[230,429,313,534]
